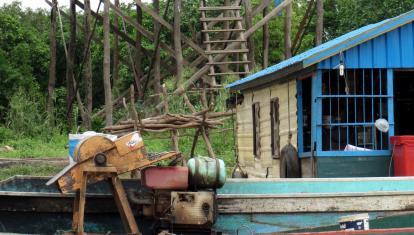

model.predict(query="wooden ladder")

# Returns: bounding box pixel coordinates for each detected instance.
[199,1,250,81]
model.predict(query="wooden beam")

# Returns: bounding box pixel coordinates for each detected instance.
[262,6,269,68]
[75,0,136,48]
[284,3,292,59]
[251,0,272,16]
[316,0,324,45]
[173,0,183,87]
[292,0,315,55]
[109,2,176,57]
[244,0,255,69]
[103,0,113,125]
[47,0,57,125]
[83,0,93,129]
[66,0,76,129]
[134,0,207,59]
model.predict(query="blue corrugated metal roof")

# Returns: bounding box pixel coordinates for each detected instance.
[226,9,414,90]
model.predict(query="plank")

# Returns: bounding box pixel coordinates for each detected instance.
[199,6,242,11]
[203,39,246,43]
[209,72,249,76]
[205,49,249,54]
[200,17,243,22]
[218,193,414,213]
[202,28,245,33]
[207,60,251,65]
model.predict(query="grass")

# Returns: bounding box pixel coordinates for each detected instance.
[0,124,237,179]
[0,134,67,158]
[0,164,62,181]
[143,124,236,168]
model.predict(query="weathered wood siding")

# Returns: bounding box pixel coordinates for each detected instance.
[237,80,297,178]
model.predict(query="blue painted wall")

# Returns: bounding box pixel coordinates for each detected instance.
[318,22,414,69]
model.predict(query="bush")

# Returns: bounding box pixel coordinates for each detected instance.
[6,87,48,138]
[0,125,14,142]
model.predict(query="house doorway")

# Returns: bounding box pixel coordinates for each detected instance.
[394,71,414,135]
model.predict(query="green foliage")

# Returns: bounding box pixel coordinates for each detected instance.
[6,88,48,138]
[0,126,14,142]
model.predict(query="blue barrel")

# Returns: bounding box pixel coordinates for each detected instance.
[68,134,82,161]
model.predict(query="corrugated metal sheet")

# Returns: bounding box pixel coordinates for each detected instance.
[319,22,414,69]
[227,9,414,90]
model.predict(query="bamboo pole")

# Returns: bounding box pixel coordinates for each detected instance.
[316,0,324,45]
[263,6,269,68]
[83,0,93,129]
[103,0,113,126]
[284,2,292,59]
[47,0,57,125]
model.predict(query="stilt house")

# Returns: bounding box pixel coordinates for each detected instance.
[227,10,414,178]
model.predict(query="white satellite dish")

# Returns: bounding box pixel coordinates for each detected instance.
[375,118,389,133]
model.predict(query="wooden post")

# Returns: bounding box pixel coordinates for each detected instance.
[174,0,183,88]
[66,0,76,130]
[284,2,292,59]
[113,0,120,87]
[153,0,162,104]
[244,0,255,69]
[162,85,179,151]
[135,2,143,97]
[103,0,113,126]
[83,0,93,129]
[316,0,324,45]
[47,0,57,125]
[110,176,140,234]
[263,6,269,68]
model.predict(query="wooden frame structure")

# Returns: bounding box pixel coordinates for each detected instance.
[46,0,324,156]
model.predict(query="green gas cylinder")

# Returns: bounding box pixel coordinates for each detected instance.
[187,156,226,189]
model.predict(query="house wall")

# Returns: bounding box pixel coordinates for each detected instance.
[237,80,297,178]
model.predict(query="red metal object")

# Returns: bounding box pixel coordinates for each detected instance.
[390,136,414,176]
[141,166,189,190]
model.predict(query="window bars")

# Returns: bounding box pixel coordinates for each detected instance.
[320,69,389,151]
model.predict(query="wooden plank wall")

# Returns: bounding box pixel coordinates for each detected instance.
[237,80,297,178]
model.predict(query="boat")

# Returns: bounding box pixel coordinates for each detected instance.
[2,176,414,234]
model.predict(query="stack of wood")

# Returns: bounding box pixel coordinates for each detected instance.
[104,110,232,135]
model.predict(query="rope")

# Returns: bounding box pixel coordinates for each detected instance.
[56,3,67,58]
[287,80,292,143]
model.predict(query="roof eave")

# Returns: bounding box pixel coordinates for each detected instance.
[228,61,304,92]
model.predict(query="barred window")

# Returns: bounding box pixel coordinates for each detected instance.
[321,69,389,151]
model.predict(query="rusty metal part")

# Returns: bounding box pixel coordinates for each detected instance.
[170,191,215,226]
